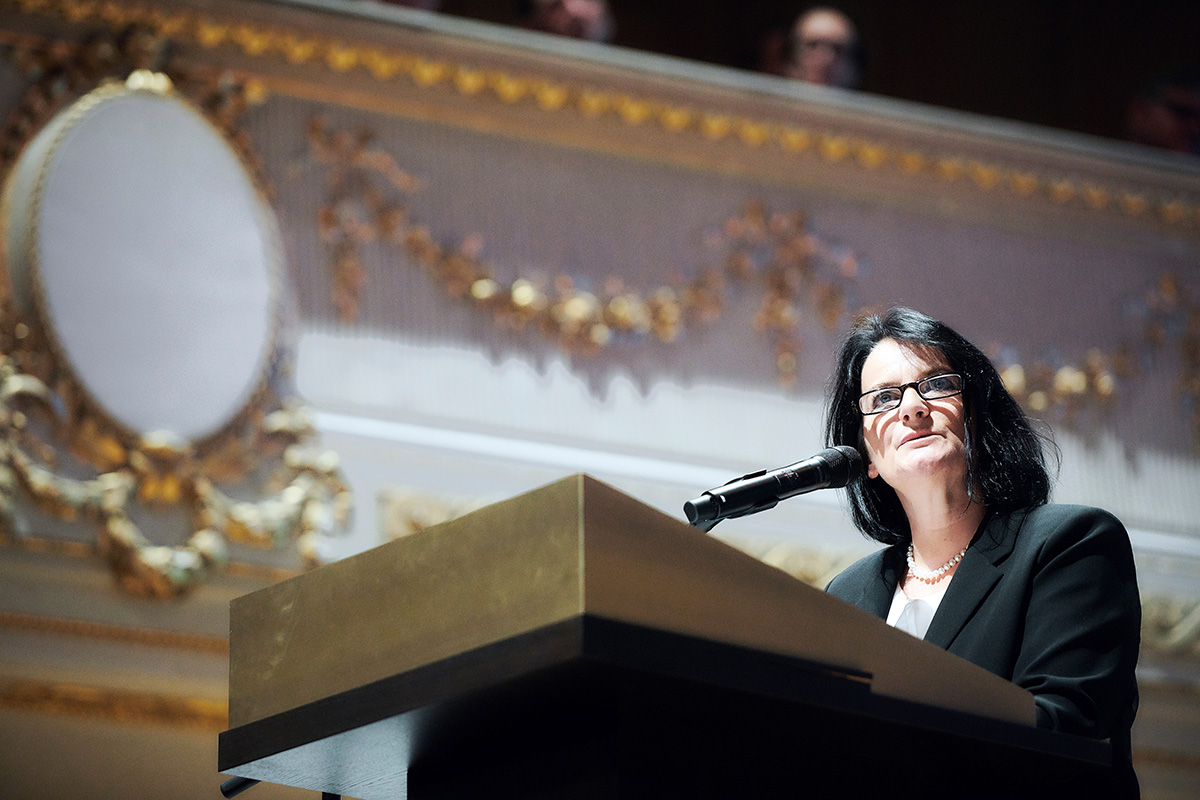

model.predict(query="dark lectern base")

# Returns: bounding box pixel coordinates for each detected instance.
[220,616,1112,799]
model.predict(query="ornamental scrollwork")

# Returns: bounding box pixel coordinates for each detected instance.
[1142,595,1200,659]
[0,332,351,599]
[304,119,1200,447]
[301,117,864,386]
[0,29,351,598]
[994,270,1200,446]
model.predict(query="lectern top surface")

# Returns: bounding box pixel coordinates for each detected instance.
[228,474,1033,730]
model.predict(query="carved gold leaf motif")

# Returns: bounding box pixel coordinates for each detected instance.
[0,35,353,597]
[3,0,1193,232]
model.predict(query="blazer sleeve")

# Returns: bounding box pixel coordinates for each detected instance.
[1014,506,1141,738]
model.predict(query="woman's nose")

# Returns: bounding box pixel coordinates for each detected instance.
[898,384,928,418]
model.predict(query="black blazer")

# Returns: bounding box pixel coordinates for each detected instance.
[826,504,1141,795]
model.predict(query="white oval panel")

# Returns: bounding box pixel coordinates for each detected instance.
[5,85,278,441]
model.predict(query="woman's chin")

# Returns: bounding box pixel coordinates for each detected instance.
[896,448,964,479]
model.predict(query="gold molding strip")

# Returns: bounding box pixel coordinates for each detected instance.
[3,0,1198,234]
[0,609,228,653]
[0,535,301,583]
[2,534,94,559]
[0,679,227,730]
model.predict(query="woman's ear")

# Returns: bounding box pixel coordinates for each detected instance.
[867,461,879,480]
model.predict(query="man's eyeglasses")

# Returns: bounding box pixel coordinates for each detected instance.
[858,373,963,415]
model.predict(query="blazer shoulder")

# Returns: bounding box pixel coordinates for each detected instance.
[1020,503,1123,528]
[825,546,891,599]
[1016,504,1128,541]
[1006,503,1133,564]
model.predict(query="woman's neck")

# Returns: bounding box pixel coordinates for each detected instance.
[897,482,986,568]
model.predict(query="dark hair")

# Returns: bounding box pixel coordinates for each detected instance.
[824,307,1053,546]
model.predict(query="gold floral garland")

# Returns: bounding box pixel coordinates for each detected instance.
[1135,272,1200,441]
[305,119,1200,447]
[997,350,1120,431]
[0,29,351,598]
[0,4,1193,447]
[995,271,1200,444]
[303,117,862,386]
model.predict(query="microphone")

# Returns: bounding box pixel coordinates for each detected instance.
[683,445,862,531]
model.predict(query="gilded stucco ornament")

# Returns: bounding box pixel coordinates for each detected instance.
[297,117,1200,438]
[0,2,1194,447]
[0,0,1196,236]
[0,34,351,598]
[301,117,864,385]
[994,270,1200,445]
[303,113,1191,438]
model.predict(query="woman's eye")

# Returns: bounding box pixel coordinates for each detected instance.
[927,375,960,392]
[874,390,899,407]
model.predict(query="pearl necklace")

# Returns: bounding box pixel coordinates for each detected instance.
[906,543,968,584]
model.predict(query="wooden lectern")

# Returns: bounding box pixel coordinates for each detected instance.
[219,475,1112,798]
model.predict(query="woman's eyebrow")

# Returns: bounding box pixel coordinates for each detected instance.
[862,366,952,392]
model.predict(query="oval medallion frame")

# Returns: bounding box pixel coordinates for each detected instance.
[2,78,282,447]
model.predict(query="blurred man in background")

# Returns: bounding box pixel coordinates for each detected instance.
[786,7,862,89]
[517,0,614,42]
[1128,68,1200,155]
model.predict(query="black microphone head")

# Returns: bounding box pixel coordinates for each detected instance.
[823,445,863,488]
[683,494,718,524]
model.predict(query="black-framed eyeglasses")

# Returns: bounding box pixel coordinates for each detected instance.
[858,373,964,415]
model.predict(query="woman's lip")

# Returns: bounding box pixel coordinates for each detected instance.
[900,431,934,446]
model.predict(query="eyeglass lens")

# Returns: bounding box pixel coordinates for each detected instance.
[859,374,962,414]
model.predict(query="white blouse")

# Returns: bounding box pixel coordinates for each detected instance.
[885,577,952,640]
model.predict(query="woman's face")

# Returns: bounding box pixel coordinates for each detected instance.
[859,338,969,491]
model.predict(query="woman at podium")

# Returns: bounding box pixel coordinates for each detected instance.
[822,307,1140,797]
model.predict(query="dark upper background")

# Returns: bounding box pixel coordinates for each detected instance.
[431,0,1200,148]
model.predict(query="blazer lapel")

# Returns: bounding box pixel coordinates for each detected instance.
[923,510,1023,649]
[859,546,904,619]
